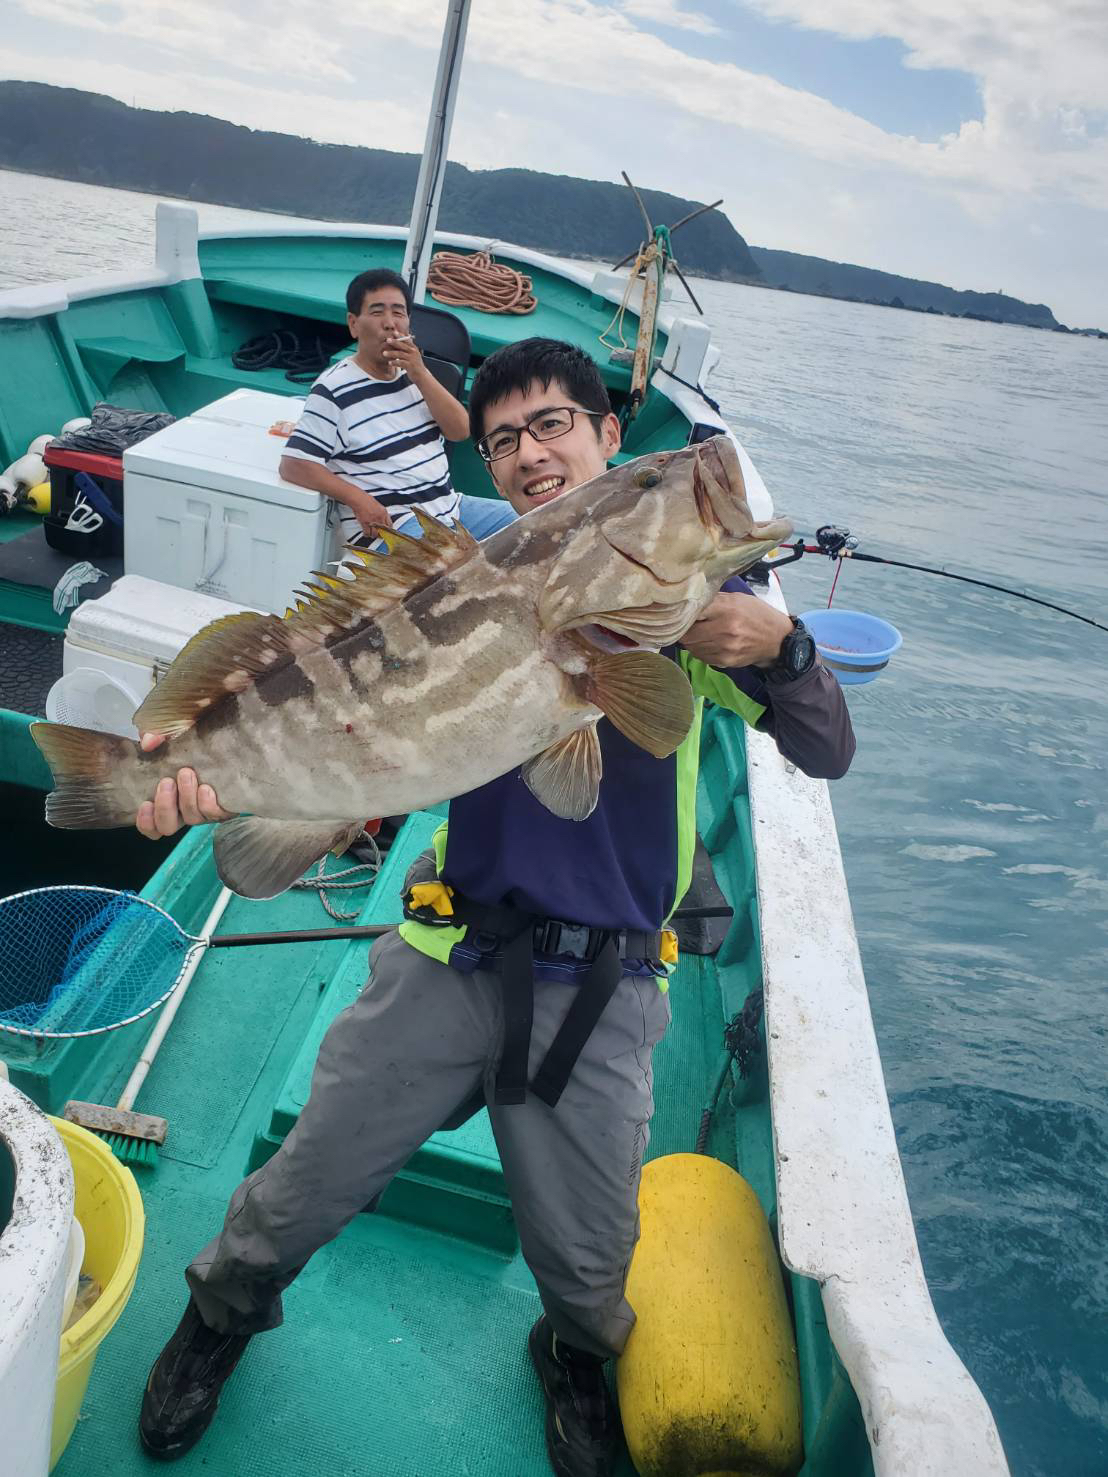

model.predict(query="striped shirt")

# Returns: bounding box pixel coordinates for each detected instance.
[283,356,460,541]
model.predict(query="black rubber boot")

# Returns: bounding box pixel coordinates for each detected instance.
[139,1299,253,1461]
[528,1315,621,1477]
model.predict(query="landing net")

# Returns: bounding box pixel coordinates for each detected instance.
[0,887,197,1039]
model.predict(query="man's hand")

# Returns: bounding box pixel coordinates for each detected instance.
[682,592,794,669]
[383,332,424,380]
[135,733,234,840]
[386,333,470,441]
[348,491,393,540]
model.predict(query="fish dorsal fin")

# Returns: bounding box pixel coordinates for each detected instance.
[133,612,291,738]
[284,515,478,647]
[134,517,478,738]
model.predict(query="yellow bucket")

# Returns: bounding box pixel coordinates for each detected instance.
[47,1117,145,1471]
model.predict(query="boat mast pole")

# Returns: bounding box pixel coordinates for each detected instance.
[402,0,473,305]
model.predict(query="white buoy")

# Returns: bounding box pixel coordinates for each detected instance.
[0,1079,75,1477]
[6,452,48,491]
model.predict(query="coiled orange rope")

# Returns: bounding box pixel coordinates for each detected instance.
[427,248,537,315]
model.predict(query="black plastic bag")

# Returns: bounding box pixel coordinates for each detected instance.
[51,403,176,457]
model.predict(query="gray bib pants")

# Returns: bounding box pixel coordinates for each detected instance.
[186,929,671,1359]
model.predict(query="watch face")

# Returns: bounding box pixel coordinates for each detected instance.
[776,620,815,678]
[790,631,816,674]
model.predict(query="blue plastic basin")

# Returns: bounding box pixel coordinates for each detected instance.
[799,609,903,686]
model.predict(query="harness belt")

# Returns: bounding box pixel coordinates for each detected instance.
[409,889,661,1109]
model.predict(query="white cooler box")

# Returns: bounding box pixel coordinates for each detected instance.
[46,575,258,738]
[122,389,343,613]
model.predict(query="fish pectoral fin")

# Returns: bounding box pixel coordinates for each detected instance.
[212,816,365,900]
[584,651,694,759]
[521,725,603,821]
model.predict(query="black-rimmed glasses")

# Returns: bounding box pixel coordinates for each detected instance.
[475,407,605,463]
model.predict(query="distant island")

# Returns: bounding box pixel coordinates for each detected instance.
[0,81,1100,337]
[748,248,1096,335]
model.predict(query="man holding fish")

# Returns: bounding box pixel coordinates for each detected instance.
[279,267,517,544]
[104,339,855,1475]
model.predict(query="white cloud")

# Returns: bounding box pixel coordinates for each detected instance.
[738,0,1106,112]
[618,0,723,35]
[736,0,1108,205]
[18,0,356,84]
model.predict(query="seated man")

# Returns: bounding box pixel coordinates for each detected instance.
[136,338,855,1477]
[280,267,516,544]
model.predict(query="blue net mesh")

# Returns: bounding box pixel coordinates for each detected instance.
[0,888,196,1037]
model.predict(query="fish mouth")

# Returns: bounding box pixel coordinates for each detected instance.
[694,437,794,567]
[693,437,746,538]
[577,623,644,654]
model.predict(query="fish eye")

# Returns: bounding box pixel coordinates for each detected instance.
[634,467,663,488]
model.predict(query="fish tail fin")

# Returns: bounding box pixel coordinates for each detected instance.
[31,721,138,829]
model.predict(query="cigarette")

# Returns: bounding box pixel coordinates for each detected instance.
[391,333,415,343]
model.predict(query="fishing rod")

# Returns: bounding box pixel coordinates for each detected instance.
[765,526,1108,633]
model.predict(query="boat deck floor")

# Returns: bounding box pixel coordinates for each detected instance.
[49,809,757,1477]
[0,621,61,716]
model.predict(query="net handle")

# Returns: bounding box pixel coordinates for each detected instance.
[208,924,395,948]
[202,906,732,950]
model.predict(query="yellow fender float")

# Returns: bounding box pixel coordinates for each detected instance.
[26,481,51,515]
[618,1153,803,1477]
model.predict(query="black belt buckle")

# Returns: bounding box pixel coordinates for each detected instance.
[534,918,593,959]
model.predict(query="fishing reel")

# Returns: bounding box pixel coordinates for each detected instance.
[745,524,859,583]
[814,525,858,557]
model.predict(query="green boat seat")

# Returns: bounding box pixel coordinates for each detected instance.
[74,336,184,390]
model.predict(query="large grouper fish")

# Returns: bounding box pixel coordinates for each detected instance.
[32,436,792,898]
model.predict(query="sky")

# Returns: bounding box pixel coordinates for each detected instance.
[3,0,1107,326]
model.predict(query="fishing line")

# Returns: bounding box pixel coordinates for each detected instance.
[773,534,1108,633]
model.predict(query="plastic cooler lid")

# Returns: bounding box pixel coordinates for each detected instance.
[122,413,321,510]
[65,574,259,665]
[191,387,307,429]
[43,447,125,479]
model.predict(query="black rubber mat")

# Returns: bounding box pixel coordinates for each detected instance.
[0,622,63,716]
[0,522,122,591]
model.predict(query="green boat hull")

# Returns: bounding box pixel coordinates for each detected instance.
[0,223,874,1476]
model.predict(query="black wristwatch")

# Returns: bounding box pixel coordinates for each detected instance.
[767,617,816,681]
